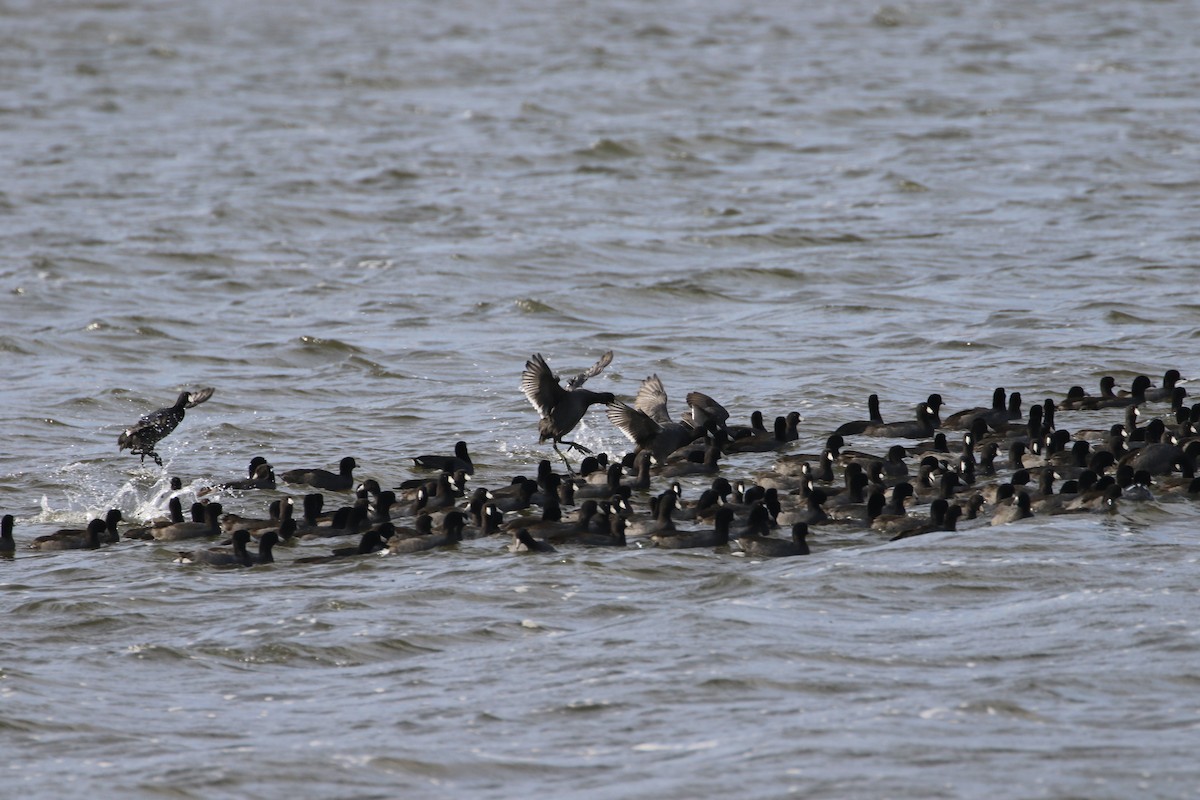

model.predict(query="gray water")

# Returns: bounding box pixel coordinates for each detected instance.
[2,0,1199,797]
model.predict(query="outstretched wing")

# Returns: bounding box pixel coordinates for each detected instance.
[686,391,729,431]
[634,374,672,425]
[185,387,215,408]
[606,401,661,447]
[521,354,564,418]
[566,350,613,390]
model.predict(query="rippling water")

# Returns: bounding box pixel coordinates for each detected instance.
[3,0,1199,797]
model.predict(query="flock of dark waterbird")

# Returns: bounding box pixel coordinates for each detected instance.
[1,353,1197,566]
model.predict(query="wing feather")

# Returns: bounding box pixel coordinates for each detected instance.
[634,374,672,425]
[566,350,613,390]
[606,401,661,447]
[686,391,730,431]
[521,354,563,418]
[185,387,215,408]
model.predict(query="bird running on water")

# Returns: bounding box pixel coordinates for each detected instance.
[520,351,615,473]
[118,388,215,466]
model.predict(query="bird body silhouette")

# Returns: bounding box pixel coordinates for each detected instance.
[118,388,214,466]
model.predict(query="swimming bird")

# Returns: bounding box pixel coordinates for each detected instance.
[650,506,734,549]
[248,517,296,547]
[732,522,811,558]
[491,477,538,513]
[776,434,845,476]
[295,529,386,563]
[463,504,505,539]
[177,528,249,565]
[1084,375,1151,409]
[724,414,789,454]
[281,456,357,491]
[312,504,369,537]
[1118,467,1155,502]
[728,410,770,443]
[1060,482,1122,513]
[823,467,871,512]
[877,444,910,480]
[889,501,962,541]
[730,502,775,539]
[413,441,474,475]
[1144,369,1186,403]
[943,387,1008,431]
[388,513,435,541]
[117,387,215,466]
[366,490,397,525]
[1121,440,1197,476]
[388,511,465,554]
[624,490,679,538]
[218,461,276,491]
[991,491,1034,526]
[525,499,602,543]
[508,528,558,553]
[282,495,322,535]
[38,508,123,545]
[861,404,937,439]
[97,508,123,544]
[1058,385,1086,410]
[572,511,628,547]
[221,498,288,533]
[575,462,630,501]
[778,488,829,527]
[178,529,277,566]
[0,514,14,556]
[575,455,604,482]
[1084,379,1118,410]
[868,483,915,534]
[31,518,107,551]
[328,525,384,556]
[834,394,885,436]
[146,494,188,528]
[1118,375,1154,402]
[521,351,615,472]
[417,473,460,514]
[152,502,223,541]
[660,437,724,477]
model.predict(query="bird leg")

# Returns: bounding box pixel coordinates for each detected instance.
[551,442,578,476]
[133,448,164,467]
[561,439,593,455]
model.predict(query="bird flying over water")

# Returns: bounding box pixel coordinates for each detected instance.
[520,351,614,473]
[118,388,215,466]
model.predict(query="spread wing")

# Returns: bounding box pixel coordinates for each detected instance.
[566,350,613,390]
[521,354,564,418]
[634,374,672,425]
[185,387,215,408]
[606,401,661,447]
[686,391,730,431]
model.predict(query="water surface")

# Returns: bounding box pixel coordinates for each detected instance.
[2,0,1199,797]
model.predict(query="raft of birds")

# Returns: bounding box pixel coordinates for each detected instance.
[1,354,1197,566]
